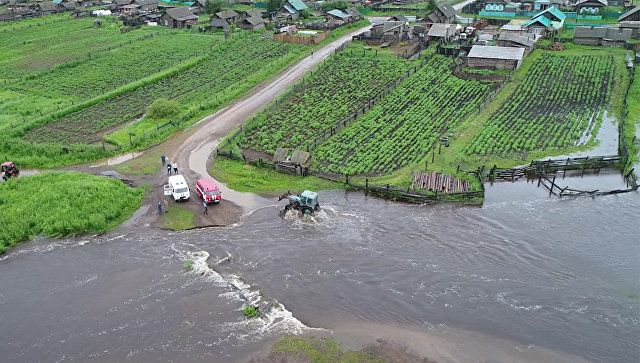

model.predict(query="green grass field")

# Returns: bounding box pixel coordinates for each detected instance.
[0,172,144,253]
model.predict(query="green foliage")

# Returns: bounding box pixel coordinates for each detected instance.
[147,98,181,120]
[424,0,436,13]
[184,259,194,270]
[464,53,615,156]
[321,1,350,12]
[242,305,259,317]
[314,55,490,175]
[205,0,224,14]
[271,336,385,363]
[267,0,284,13]
[236,42,414,155]
[0,172,144,253]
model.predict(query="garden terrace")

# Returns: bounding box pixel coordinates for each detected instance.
[464,52,614,156]
[233,42,415,156]
[21,36,305,145]
[313,55,493,176]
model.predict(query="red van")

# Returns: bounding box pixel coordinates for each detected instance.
[196,179,222,203]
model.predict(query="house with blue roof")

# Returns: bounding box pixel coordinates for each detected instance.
[523,6,565,35]
[280,0,307,20]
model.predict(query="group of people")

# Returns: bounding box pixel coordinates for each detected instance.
[161,155,178,175]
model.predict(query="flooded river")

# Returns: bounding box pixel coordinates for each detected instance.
[0,176,638,362]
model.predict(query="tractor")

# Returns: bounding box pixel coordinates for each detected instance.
[1,162,19,181]
[280,190,320,215]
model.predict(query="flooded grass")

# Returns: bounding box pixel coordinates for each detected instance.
[160,203,195,230]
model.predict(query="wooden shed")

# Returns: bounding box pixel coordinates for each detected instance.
[573,26,607,45]
[427,23,456,43]
[467,45,525,70]
[240,15,265,30]
[426,3,456,23]
[162,7,198,28]
[133,0,157,11]
[497,32,536,50]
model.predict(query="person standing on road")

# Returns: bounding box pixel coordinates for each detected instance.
[167,162,172,175]
[161,155,166,166]
[157,201,162,215]
[203,200,208,214]
[173,162,178,175]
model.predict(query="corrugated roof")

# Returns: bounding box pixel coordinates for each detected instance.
[530,6,566,22]
[327,9,350,18]
[619,6,639,21]
[523,15,551,28]
[467,45,525,61]
[283,4,295,13]
[604,27,632,41]
[287,0,307,11]
[383,21,406,32]
[498,32,535,47]
[165,6,197,20]
[573,25,606,38]
[215,9,237,19]
[501,24,523,31]
[428,22,453,37]
[244,15,264,25]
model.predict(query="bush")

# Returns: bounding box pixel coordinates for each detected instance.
[243,305,259,317]
[146,98,180,120]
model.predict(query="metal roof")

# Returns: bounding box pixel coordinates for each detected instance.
[428,23,454,37]
[301,190,317,199]
[619,6,639,21]
[523,15,551,28]
[468,45,525,61]
[501,24,523,31]
[215,9,237,19]
[287,0,307,11]
[283,4,295,13]
[327,9,350,19]
[530,6,566,22]
[498,32,535,47]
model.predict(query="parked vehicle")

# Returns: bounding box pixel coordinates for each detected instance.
[1,162,19,181]
[168,175,190,201]
[196,178,222,204]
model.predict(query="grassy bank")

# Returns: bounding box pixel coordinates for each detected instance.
[0,172,144,253]
[210,158,340,194]
[624,66,640,172]
[160,203,195,230]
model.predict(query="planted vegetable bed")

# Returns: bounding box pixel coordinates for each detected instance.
[464,53,614,156]
[234,42,414,155]
[314,55,491,175]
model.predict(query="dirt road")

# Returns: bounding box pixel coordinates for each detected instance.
[164,22,377,222]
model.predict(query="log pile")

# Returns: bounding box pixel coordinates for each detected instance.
[412,171,471,193]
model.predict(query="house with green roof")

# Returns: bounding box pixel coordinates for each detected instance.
[523,6,565,35]
[280,0,307,20]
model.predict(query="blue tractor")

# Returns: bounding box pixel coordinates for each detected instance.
[282,190,320,215]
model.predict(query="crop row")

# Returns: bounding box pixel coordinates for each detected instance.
[464,53,613,156]
[22,37,305,145]
[314,55,490,175]
[0,14,91,48]
[235,43,414,155]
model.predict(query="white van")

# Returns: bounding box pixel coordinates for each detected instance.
[168,175,190,201]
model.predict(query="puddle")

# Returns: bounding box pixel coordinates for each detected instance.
[91,152,143,167]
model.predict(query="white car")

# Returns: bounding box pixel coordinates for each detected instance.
[168,175,190,201]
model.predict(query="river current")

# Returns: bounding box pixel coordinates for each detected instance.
[0,175,638,362]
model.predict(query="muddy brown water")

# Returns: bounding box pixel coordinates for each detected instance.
[0,172,637,362]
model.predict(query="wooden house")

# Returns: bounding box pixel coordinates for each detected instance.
[575,0,607,14]
[213,9,238,25]
[618,5,640,38]
[280,0,307,20]
[602,27,632,46]
[497,32,536,50]
[192,0,205,12]
[619,6,639,21]
[522,7,566,35]
[240,15,265,30]
[572,25,606,45]
[240,9,264,21]
[37,1,57,13]
[162,7,198,28]
[133,0,157,11]
[326,8,351,23]
[345,7,361,20]
[467,45,525,70]
[426,3,456,23]
[477,0,518,16]
[113,0,132,10]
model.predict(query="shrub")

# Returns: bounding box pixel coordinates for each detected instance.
[146,98,181,120]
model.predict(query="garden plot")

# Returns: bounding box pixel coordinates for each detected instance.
[314,55,492,176]
[234,42,415,155]
[464,53,614,156]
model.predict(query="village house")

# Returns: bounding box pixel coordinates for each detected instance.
[113,0,132,10]
[326,8,351,23]
[467,45,525,70]
[191,0,205,13]
[240,15,265,30]
[345,7,361,20]
[162,6,198,28]
[280,0,307,20]
[427,22,456,43]
[573,25,632,45]
[213,9,239,26]
[575,0,607,14]
[500,23,527,35]
[37,1,58,13]
[477,0,518,16]
[388,14,408,22]
[133,0,157,11]
[522,6,566,35]
[120,3,140,15]
[240,9,264,21]
[426,3,457,23]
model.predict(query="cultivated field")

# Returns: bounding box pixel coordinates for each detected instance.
[464,52,614,156]
[314,55,492,175]
[235,42,415,155]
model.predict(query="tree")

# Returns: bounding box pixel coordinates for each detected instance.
[424,0,436,13]
[267,0,284,14]
[147,98,180,120]
[321,1,350,12]
[205,0,223,15]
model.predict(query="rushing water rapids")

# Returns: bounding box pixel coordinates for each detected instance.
[0,175,638,362]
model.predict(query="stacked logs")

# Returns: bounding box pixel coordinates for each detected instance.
[412,171,470,194]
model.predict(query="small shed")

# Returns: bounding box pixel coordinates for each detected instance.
[240,9,264,21]
[345,7,361,20]
[162,7,198,28]
[467,45,525,70]
[500,24,526,34]
[113,0,132,9]
[426,3,456,23]
[619,6,640,22]
[617,21,640,39]
[240,15,265,30]
[522,15,552,35]
[573,26,607,45]
[37,1,57,13]
[210,17,229,29]
[575,0,607,14]
[602,27,632,46]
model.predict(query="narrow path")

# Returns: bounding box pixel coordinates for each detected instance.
[171,23,376,213]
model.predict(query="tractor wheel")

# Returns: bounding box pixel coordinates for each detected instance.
[314,203,320,211]
[301,206,313,216]
[284,204,291,212]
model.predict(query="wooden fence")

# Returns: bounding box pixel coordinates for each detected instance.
[273,31,330,45]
